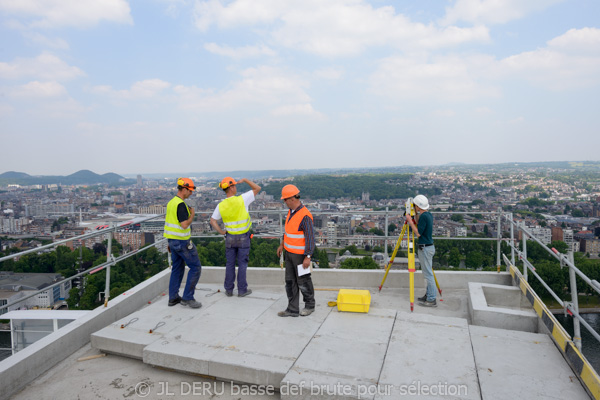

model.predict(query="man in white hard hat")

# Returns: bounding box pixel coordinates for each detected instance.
[405,194,436,307]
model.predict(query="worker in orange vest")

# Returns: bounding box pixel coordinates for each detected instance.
[276,185,315,317]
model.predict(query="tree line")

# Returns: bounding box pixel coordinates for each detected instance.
[262,174,441,200]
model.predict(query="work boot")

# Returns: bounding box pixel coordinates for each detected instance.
[417,294,427,302]
[418,299,437,307]
[300,308,314,316]
[225,291,233,297]
[181,299,202,309]
[238,289,252,297]
[277,310,299,317]
[168,296,181,307]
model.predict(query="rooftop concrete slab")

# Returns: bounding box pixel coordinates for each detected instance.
[377,311,480,400]
[11,343,280,400]
[142,291,277,376]
[470,325,590,400]
[91,283,224,359]
[4,268,593,400]
[281,307,397,400]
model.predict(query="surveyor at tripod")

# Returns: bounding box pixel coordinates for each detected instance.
[405,195,436,307]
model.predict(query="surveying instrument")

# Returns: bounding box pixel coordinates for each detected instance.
[378,198,442,311]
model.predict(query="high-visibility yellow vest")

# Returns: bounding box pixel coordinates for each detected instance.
[163,196,191,240]
[218,196,251,235]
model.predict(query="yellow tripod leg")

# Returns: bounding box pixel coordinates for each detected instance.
[432,269,442,300]
[379,223,407,291]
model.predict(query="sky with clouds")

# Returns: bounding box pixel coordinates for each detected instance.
[0,0,599,176]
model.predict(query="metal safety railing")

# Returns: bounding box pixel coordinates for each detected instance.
[2,206,597,350]
[503,213,600,351]
[1,207,506,316]
[0,213,169,314]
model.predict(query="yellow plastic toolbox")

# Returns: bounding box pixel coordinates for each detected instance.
[336,289,371,313]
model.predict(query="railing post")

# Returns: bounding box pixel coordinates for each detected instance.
[496,207,502,272]
[104,222,113,307]
[384,206,389,262]
[510,213,515,266]
[568,250,582,350]
[522,224,528,282]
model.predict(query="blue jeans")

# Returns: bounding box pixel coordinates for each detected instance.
[168,239,202,301]
[418,244,436,301]
[224,231,251,293]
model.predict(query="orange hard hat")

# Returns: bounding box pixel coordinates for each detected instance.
[281,184,300,199]
[177,177,195,191]
[219,177,237,190]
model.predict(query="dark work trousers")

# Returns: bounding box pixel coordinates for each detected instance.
[284,251,315,313]
[224,231,251,293]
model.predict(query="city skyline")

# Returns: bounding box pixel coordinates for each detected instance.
[1,0,599,175]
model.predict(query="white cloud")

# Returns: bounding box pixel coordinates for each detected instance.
[369,54,500,102]
[193,0,489,57]
[370,26,600,101]
[0,0,133,28]
[204,43,276,59]
[23,32,70,49]
[314,67,344,80]
[91,79,172,100]
[0,52,84,81]
[193,0,286,31]
[442,0,565,25]
[500,28,600,90]
[432,109,456,118]
[10,80,67,98]
[0,103,14,117]
[547,27,600,53]
[156,0,190,18]
[271,103,324,119]
[176,66,315,114]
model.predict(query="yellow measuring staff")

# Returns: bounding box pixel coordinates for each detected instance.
[406,199,416,312]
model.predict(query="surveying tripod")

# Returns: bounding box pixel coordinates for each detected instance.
[378,198,442,311]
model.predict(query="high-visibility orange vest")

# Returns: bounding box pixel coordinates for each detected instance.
[284,207,313,254]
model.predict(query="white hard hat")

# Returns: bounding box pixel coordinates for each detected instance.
[413,195,430,210]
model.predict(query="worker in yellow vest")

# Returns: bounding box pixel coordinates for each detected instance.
[210,177,261,297]
[163,178,202,309]
[276,184,316,317]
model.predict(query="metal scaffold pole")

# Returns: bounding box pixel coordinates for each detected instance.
[568,251,582,350]
[104,222,113,307]
[510,213,515,265]
[496,207,502,272]
[384,206,389,262]
[522,224,528,282]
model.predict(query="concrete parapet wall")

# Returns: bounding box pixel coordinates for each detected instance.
[0,268,171,400]
[202,267,512,289]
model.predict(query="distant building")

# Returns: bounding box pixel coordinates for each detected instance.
[0,273,70,310]
[581,238,600,255]
[137,175,143,187]
[530,226,551,245]
[327,220,337,244]
[138,205,167,214]
[551,226,563,243]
